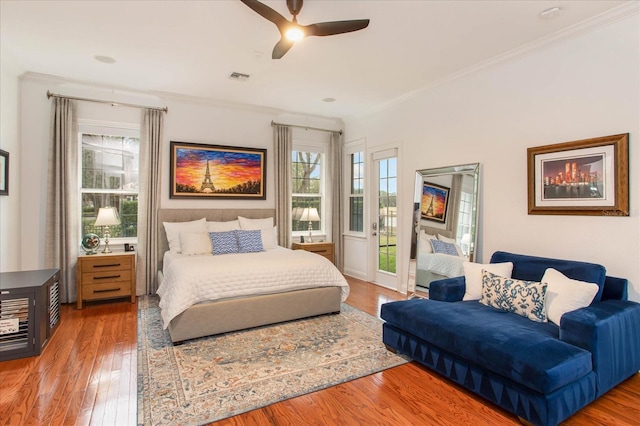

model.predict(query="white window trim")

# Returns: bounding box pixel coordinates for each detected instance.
[292,139,328,239]
[78,120,140,246]
[344,139,366,237]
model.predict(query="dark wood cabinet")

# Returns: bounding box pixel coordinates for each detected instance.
[0,269,61,361]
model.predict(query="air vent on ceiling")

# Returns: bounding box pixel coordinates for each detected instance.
[229,72,250,81]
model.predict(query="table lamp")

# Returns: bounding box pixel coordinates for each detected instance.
[94,206,120,253]
[299,207,320,242]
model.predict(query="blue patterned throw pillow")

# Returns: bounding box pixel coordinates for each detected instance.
[236,229,264,253]
[430,239,459,257]
[480,269,548,323]
[209,231,239,255]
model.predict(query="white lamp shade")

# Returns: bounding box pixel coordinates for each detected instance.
[299,207,320,222]
[292,207,305,221]
[94,207,121,226]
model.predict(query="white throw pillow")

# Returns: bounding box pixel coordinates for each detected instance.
[419,231,437,253]
[542,268,599,326]
[207,220,240,232]
[179,232,212,255]
[463,261,514,301]
[163,218,207,254]
[438,234,464,257]
[238,216,277,249]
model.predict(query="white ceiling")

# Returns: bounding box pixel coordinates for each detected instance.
[0,0,632,119]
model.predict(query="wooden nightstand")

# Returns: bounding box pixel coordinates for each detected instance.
[77,252,136,309]
[291,241,335,265]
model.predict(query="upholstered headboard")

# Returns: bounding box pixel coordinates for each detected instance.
[420,224,453,239]
[157,208,276,270]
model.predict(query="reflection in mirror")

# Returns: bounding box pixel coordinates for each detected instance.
[408,163,480,297]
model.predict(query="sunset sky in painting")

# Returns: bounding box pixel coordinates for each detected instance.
[422,184,447,217]
[175,147,263,190]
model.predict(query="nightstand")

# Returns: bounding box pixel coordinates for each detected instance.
[291,241,335,265]
[77,251,136,309]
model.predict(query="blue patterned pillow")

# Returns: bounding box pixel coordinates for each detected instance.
[480,269,548,323]
[430,239,459,257]
[236,230,264,253]
[209,231,239,255]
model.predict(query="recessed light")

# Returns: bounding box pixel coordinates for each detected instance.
[94,55,116,64]
[539,7,562,20]
[323,97,336,103]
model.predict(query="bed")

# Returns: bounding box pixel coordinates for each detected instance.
[156,208,349,343]
[415,227,466,289]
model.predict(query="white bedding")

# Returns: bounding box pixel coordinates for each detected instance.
[417,252,465,278]
[157,247,350,328]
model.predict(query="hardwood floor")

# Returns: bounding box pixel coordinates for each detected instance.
[1,276,638,425]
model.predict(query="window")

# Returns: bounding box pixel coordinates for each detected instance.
[80,127,140,241]
[456,191,473,256]
[291,149,323,234]
[349,151,364,232]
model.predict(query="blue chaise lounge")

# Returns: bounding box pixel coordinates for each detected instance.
[381,251,640,426]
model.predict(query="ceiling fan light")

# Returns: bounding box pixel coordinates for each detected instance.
[285,26,304,42]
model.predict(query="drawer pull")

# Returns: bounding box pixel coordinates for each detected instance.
[310,250,327,253]
[93,263,121,268]
[93,275,121,280]
[93,287,121,293]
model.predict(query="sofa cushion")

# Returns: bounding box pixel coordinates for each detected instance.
[480,270,547,323]
[542,268,599,326]
[490,251,606,303]
[380,299,593,394]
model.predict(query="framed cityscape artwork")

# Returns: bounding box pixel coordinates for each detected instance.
[527,133,629,216]
[169,141,267,199]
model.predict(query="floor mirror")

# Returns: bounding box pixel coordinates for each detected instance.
[408,163,480,297]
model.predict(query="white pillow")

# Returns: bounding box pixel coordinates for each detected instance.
[163,218,207,254]
[463,261,514,301]
[542,268,599,326]
[179,232,212,255]
[438,234,464,257]
[238,216,277,249]
[207,220,240,232]
[238,216,273,230]
[419,231,437,253]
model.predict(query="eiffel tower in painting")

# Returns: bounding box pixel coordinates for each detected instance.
[425,196,435,217]
[200,160,215,192]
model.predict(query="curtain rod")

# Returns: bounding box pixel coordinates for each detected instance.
[46,90,168,113]
[271,120,342,135]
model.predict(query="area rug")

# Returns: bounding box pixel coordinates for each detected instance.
[137,295,408,425]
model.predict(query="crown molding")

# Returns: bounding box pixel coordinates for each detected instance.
[349,1,640,120]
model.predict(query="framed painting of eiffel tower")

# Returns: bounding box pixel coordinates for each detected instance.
[421,182,450,223]
[170,141,267,199]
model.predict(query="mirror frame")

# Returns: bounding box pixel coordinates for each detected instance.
[408,162,481,296]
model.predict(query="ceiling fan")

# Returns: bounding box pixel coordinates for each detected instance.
[240,0,370,59]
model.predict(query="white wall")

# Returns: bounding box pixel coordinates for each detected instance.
[0,45,24,272]
[344,13,640,301]
[15,74,341,272]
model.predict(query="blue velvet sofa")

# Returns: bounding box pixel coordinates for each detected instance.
[381,251,640,426]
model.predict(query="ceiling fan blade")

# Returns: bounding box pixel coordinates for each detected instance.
[240,0,289,29]
[305,19,370,37]
[272,38,295,59]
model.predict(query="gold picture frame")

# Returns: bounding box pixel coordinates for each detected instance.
[527,133,629,216]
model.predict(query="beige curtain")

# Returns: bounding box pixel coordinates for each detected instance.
[447,174,463,237]
[329,131,344,271]
[137,109,164,294]
[45,98,78,303]
[274,124,292,248]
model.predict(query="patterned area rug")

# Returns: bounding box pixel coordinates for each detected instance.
[137,295,408,425]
